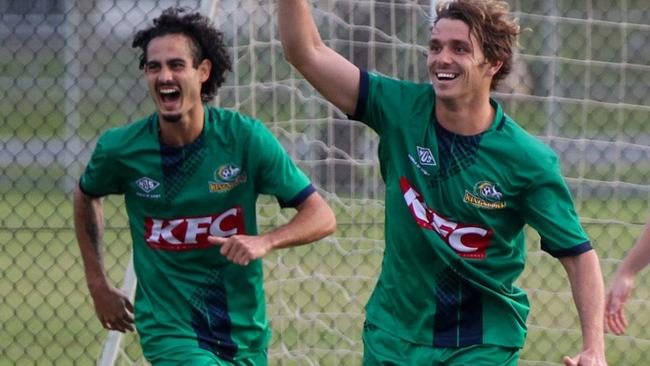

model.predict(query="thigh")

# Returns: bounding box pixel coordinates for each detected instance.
[442,344,519,366]
[362,321,518,366]
[233,351,267,366]
[152,349,267,366]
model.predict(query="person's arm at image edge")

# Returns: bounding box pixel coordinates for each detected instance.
[605,218,650,334]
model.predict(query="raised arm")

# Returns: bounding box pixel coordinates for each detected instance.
[559,250,607,366]
[73,185,134,332]
[208,191,336,266]
[278,0,360,115]
[605,217,650,335]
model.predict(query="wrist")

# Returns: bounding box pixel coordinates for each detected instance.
[614,267,636,282]
[85,273,110,295]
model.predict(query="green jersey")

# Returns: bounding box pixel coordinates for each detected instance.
[80,105,314,363]
[352,71,591,348]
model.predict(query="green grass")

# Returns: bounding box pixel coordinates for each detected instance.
[2,190,650,365]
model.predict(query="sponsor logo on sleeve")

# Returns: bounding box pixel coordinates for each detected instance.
[400,177,492,259]
[463,181,506,209]
[209,163,247,193]
[135,177,161,199]
[144,206,246,250]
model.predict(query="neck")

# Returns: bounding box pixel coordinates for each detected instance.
[435,95,495,136]
[158,104,205,146]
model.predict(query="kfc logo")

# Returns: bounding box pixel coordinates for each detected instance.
[400,177,492,259]
[144,207,245,250]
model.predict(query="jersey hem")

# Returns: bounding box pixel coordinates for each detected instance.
[364,317,525,350]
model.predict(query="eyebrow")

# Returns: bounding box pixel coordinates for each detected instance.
[146,58,187,66]
[429,38,472,48]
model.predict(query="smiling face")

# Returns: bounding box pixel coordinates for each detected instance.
[427,18,501,102]
[144,33,211,123]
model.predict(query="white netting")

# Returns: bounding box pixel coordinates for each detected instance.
[1,0,648,365]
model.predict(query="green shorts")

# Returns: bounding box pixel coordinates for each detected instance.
[362,322,519,366]
[150,348,267,366]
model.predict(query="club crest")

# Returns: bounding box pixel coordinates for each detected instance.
[209,163,247,192]
[463,181,506,209]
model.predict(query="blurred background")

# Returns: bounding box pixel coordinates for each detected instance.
[1,0,649,364]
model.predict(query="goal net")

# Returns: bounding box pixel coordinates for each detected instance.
[94,0,650,365]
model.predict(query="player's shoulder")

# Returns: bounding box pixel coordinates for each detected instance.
[367,71,432,98]
[495,114,559,165]
[365,72,434,126]
[96,114,155,151]
[206,105,259,127]
[204,105,265,138]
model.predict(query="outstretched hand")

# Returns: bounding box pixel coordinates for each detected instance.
[604,273,634,335]
[208,234,272,266]
[90,285,134,333]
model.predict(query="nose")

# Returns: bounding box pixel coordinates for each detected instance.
[157,66,173,82]
[436,47,453,65]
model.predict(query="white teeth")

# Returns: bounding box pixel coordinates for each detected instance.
[437,72,457,79]
[159,88,178,94]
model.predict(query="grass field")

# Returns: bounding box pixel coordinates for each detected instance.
[2,189,650,365]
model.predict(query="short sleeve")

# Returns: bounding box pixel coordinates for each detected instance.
[349,70,433,137]
[520,153,592,257]
[349,70,390,135]
[248,122,313,207]
[79,130,124,196]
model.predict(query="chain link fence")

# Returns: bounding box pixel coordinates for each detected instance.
[2,0,649,365]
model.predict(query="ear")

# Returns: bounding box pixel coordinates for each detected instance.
[486,60,503,77]
[198,59,212,83]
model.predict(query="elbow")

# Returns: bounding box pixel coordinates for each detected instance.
[325,210,337,237]
[317,206,337,239]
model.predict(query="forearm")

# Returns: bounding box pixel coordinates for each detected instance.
[278,0,324,66]
[278,0,360,114]
[73,185,109,292]
[616,219,650,278]
[561,250,606,354]
[265,192,336,251]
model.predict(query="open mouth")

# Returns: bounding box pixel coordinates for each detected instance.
[159,86,181,109]
[436,72,459,81]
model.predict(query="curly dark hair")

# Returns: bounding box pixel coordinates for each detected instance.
[435,0,521,90]
[132,7,232,102]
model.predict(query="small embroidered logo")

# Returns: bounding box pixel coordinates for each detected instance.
[136,177,160,193]
[417,146,436,166]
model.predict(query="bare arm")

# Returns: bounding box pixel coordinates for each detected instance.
[559,250,607,366]
[73,185,134,332]
[278,0,360,115]
[208,192,336,265]
[605,217,650,334]
[74,185,109,291]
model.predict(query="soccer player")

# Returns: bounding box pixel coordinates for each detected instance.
[73,7,336,365]
[605,216,650,335]
[278,0,607,365]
